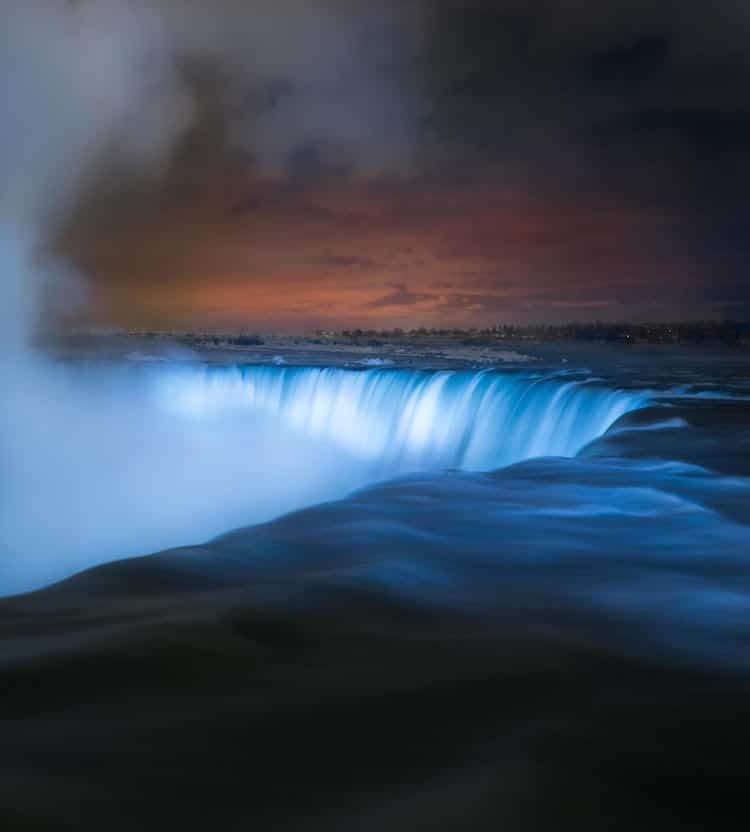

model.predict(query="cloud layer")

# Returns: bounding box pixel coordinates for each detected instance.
[4,0,747,331]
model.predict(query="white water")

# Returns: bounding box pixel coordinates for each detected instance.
[0,363,646,594]
[158,366,646,472]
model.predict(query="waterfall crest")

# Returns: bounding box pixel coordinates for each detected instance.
[158,366,646,471]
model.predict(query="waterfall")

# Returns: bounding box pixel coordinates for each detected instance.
[0,362,648,594]
[157,366,646,472]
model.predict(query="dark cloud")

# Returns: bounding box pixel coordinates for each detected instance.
[321,254,377,270]
[42,0,750,328]
[419,1,750,313]
[581,34,672,94]
[368,283,436,308]
[424,1,750,166]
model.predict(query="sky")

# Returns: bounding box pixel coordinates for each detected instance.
[12,0,750,332]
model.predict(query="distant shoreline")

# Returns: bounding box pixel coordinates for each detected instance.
[53,319,750,348]
[39,329,750,375]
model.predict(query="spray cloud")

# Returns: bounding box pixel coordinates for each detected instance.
[0,0,424,593]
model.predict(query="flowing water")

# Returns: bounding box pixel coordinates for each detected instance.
[157,365,646,470]
[0,362,645,594]
[3,352,750,830]
[3,355,750,673]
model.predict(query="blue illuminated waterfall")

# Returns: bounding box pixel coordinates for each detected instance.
[1,362,651,594]
[157,366,647,471]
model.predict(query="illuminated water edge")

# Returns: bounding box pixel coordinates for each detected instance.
[0,363,650,595]
[156,365,648,472]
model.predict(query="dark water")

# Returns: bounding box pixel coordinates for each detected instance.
[1,347,749,830]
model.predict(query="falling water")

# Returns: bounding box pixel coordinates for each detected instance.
[157,365,647,472]
[0,362,647,594]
